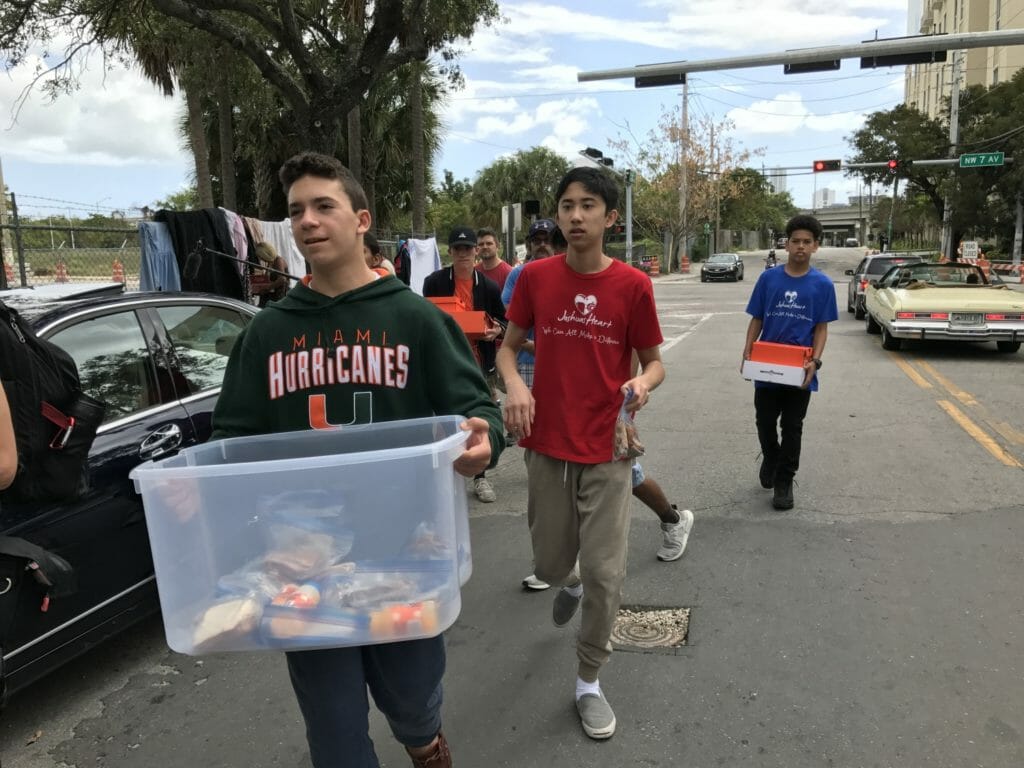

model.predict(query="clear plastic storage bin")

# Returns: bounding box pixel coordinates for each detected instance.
[130,416,471,655]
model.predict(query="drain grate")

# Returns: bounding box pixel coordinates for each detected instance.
[611,606,689,652]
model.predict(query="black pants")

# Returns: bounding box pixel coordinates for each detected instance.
[754,386,812,482]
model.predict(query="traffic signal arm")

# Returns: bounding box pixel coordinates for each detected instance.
[812,159,842,172]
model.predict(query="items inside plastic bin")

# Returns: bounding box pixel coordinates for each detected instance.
[189,490,456,652]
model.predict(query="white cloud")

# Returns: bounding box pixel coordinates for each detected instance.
[456,26,553,65]
[726,91,873,135]
[0,46,187,167]
[457,96,599,150]
[497,2,898,52]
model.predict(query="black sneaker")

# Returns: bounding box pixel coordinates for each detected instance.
[772,478,794,510]
[758,456,776,489]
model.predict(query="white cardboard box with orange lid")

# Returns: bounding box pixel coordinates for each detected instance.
[741,340,814,387]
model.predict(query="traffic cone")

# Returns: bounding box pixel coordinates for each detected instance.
[55,260,69,283]
[680,252,691,274]
[649,257,661,277]
[3,261,12,284]
[112,258,125,283]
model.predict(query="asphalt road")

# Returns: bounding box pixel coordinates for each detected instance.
[2,247,1023,767]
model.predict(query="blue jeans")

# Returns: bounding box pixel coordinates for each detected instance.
[286,636,445,768]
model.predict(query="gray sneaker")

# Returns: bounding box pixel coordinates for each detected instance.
[576,691,616,739]
[473,476,496,503]
[552,586,582,627]
[656,507,694,562]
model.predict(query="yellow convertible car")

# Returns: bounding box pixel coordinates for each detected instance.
[863,261,1024,353]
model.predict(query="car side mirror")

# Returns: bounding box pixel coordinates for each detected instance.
[869,279,880,288]
[844,269,854,276]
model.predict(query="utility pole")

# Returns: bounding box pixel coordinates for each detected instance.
[625,170,634,264]
[678,81,688,272]
[709,122,716,254]
[940,51,961,260]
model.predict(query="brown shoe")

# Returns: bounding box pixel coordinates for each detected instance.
[407,731,452,767]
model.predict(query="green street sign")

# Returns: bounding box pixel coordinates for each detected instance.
[703,222,711,234]
[959,151,1005,168]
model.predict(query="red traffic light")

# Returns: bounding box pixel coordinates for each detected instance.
[887,159,899,172]
[812,159,841,172]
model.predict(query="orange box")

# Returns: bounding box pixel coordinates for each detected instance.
[742,341,814,387]
[452,311,490,340]
[427,296,490,340]
[427,296,469,312]
[749,341,813,366]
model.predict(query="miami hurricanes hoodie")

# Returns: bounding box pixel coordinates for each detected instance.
[212,276,504,464]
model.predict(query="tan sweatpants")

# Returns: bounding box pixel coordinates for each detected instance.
[524,449,632,682]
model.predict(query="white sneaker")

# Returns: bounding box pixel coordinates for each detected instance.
[656,507,693,561]
[473,476,496,503]
[521,574,551,591]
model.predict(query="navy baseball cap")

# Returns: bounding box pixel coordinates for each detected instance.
[448,226,478,246]
[528,219,555,239]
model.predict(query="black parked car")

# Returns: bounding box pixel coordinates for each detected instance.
[0,283,256,703]
[701,253,745,282]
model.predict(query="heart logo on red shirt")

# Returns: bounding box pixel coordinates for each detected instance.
[574,293,597,315]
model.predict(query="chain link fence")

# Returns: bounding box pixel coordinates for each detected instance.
[1,221,141,290]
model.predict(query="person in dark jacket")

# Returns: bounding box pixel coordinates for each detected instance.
[422,227,506,503]
[212,152,502,768]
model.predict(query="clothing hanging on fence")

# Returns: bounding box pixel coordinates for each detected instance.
[220,208,249,276]
[137,221,181,292]
[404,237,441,296]
[153,208,243,300]
[259,219,307,287]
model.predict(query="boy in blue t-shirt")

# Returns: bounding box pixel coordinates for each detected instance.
[742,214,838,510]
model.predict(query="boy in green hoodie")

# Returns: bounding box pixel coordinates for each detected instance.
[212,151,503,768]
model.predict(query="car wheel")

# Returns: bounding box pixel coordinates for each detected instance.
[847,297,854,313]
[996,341,1021,354]
[881,325,901,351]
[701,275,707,283]
[865,311,881,335]
[854,300,865,321]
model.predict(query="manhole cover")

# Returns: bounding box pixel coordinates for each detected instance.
[611,606,689,650]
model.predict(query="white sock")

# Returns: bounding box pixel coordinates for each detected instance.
[564,582,583,598]
[576,677,601,701]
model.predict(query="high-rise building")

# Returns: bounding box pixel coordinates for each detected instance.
[813,188,836,210]
[767,167,787,194]
[905,0,1024,120]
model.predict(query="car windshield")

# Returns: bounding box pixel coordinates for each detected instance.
[708,254,736,263]
[866,256,921,275]
[883,262,990,287]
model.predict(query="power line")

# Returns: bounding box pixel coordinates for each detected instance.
[692,76,903,103]
[697,90,901,117]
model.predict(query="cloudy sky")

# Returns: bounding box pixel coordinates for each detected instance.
[1,0,913,220]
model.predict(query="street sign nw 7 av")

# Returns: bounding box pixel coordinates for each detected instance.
[959,152,1005,168]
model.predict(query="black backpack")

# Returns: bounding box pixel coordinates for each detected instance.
[0,299,106,504]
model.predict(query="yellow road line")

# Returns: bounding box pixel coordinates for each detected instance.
[935,400,1024,468]
[890,354,933,389]
[916,360,978,406]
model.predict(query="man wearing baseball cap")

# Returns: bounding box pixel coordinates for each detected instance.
[423,226,507,503]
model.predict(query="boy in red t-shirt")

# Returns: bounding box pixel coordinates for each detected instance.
[497,167,665,741]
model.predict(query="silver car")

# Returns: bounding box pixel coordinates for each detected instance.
[844,253,923,319]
